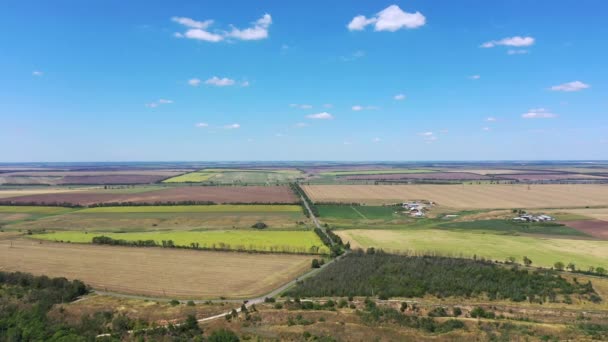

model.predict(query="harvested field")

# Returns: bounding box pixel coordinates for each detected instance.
[555,208,608,221]
[303,184,608,209]
[58,175,168,184]
[0,170,186,185]
[0,185,298,205]
[319,169,434,176]
[0,239,313,298]
[442,169,549,175]
[344,172,491,181]
[0,187,93,199]
[1,170,186,177]
[496,173,608,181]
[336,229,608,269]
[564,220,608,240]
[163,168,304,184]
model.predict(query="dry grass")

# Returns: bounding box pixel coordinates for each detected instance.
[303,184,608,209]
[553,208,608,221]
[0,239,313,299]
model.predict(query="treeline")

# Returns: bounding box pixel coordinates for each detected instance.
[313,228,348,257]
[290,183,318,217]
[285,250,600,304]
[91,235,326,255]
[0,200,298,208]
[0,271,236,341]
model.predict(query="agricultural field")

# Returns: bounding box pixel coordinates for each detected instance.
[7,205,308,232]
[344,172,492,181]
[0,169,187,185]
[0,185,298,205]
[31,230,329,254]
[0,205,75,225]
[336,229,608,270]
[0,186,94,199]
[303,184,608,208]
[317,204,410,228]
[163,168,304,184]
[0,239,313,298]
[318,169,435,176]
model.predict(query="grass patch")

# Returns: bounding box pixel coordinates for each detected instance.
[0,206,74,215]
[32,230,329,254]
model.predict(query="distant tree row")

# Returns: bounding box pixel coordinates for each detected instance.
[290,183,319,217]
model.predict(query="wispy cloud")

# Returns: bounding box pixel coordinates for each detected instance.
[522,108,557,119]
[307,112,334,120]
[393,94,406,100]
[418,131,438,142]
[348,5,426,32]
[224,123,241,129]
[340,50,365,62]
[352,105,379,111]
[481,36,535,48]
[188,78,201,87]
[486,117,497,122]
[290,104,313,109]
[195,122,209,128]
[294,122,309,128]
[482,127,491,131]
[372,137,381,143]
[323,104,333,108]
[205,76,236,87]
[172,14,272,42]
[550,81,590,92]
[32,71,43,77]
[145,99,173,108]
[469,75,480,80]
[507,49,529,55]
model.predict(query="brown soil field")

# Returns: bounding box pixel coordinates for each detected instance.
[344,172,492,181]
[0,239,312,299]
[58,174,168,184]
[497,173,608,181]
[303,184,608,209]
[0,185,298,205]
[2,170,186,177]
[564,220,608,239]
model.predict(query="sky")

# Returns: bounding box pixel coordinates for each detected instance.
[1,0,607,162]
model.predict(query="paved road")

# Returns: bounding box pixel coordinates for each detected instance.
[299,193,334,246]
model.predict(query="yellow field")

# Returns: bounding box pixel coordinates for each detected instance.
[0,239,313,299]
[303,184,608,209]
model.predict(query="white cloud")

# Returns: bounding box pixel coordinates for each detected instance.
[227,14,272,41]
[348,5,426,32]
[393,94,406,100]
[224,123,241,129]
[372,137,381,143]
[323,104,333,108]
[343,141,352,145]
[469,75,480,80]
[275,133,285,137]
[172,14,272,42]
[507,49,529,55]
[481,36,535,48]
[307,112,334,120]
[205,76,236,87]
[486,117,497,122]
[419,132,434,137]
[32,71,43,77]
[340,50,366,62]
[195,122,209,128]
[522,108,557,119]
[290,104,313,109]
[352,105,378,111]
[294,122,309,128]
[188,78,201,87]
[418,131,437,142]
[146,99,173,108]
[482,127,491,131]
[550,81,590,92]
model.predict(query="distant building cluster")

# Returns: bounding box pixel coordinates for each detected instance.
[512,214,555,222]
[402,201,434,217]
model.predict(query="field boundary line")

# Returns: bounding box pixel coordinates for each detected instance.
[350,206,367,220]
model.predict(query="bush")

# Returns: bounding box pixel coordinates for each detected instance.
[251,222,268,229]
[208,328,240,342]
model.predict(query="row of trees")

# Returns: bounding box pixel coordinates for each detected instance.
[290,183,319,217]
[285,250,600,304]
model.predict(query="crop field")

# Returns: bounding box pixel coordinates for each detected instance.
[344,172,492,181]
[32,230,329,254]
[303,184,608,208]
[7,205,308,231]
[496,173,608,181]
[0,187,94,199]
[1,185,298,205]
[0,239,313,298]
[318,169,435,176]
[0,170,186,185]
[0,205,74,224]
[337,229,608,269]
[438,219,589,237]
[551,207,608,221]
[163,168,304,184]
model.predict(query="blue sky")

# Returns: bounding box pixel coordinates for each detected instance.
[1,0,607,161]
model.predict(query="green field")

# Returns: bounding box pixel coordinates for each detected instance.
[337,229,608,269]
[163,169,304,184]
[0,206,74,215]
[79,205,303,213]
[318,169,435,176]
[32,230,329,254]
[438,219,588,237]
[318,205,399,220]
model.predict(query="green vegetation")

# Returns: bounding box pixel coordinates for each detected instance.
[339,229,608,269]
[79,204,302,213]
[318,169,435,176]
[0,206,74,215]
[438,219,588,237]
[164,168,304,184]
[286,251,599,303]
[318,204,398,220]
[33,230,329,254]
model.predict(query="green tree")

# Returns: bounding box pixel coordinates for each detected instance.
[567,262,576,272]
[523,256,532,266]
[554,261,565,271]
[208,328,240,342]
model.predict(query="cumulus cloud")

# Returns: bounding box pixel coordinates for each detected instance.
[347,5,426,32]
[226,14,272,41]
[550,81,590,92]
[205,76,236,87]
[188,78,201,86]
[172,14,271,42]
[224,123,241,129]
[522,108,557,119]
[481,36,535,48]
[195,122,209,128]
[307,112,334,120]
[32,71,43,77]
[145,99,173,108]
[393,94,406,100]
